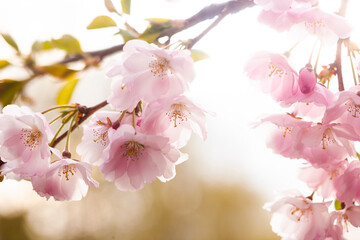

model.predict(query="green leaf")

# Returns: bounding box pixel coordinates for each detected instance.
[139,20,172,43]
[39,64,78,80]
[146,18,171,24]
[52,35,82,54]
[334,200,344,210]
[116,29,137,42]
[0,80,26,106]
[121,0,131,14]
[31,40,54,52]
[87,16,117,29]
[104,0,117,13]
[57,78,79,105]
[190,49,209,62]
[1,33,19,52]
[0,60,10,70]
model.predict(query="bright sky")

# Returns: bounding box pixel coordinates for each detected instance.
[1,0,360,237]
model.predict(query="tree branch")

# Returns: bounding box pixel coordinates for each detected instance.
[51,100,108,148]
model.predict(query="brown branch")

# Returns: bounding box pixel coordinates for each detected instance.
[159,0,255,41]
[51,100,108,148]
[334,0,349,91]
[56,0,254,65]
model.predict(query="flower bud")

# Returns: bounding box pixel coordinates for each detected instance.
[299,64,316,94]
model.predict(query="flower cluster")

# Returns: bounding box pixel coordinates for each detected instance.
[0,40,207,200]
[248,1,358,239]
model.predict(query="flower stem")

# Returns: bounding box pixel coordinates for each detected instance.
[41,105,76,114]
[349,53,358,85]
[65,112,77,151]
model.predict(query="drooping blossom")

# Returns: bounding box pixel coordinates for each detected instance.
[296,122,357,169]
[334,161,360,205]
[259,113,311,159]
[298,161,348,199]
[77,111,129,165]
[264,193,331,240]
[107,39,195,111]
[32,158,99,201]
[244,52,299,101]
[141,95,207,148]
[0,105,53,178]
[323,85,360,138]
[100,124,186,191]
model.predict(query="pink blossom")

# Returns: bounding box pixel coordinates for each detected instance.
[323,85,360,138]
[260,113,311,159]
[107,40,195,111]
[0,105,53,178]
[297,122,357,170]
[334,161,360,205]
[140,95,207,148]
[32,158,98,201]
[265,193,330,239]
[76,111,129,165]
[254,0,293,13]
[258,9,299,32]
[289,7,352,45]
[292,102,327,121]
[244,52,299,101]
[100,124,186,191]
[298,64,316,94]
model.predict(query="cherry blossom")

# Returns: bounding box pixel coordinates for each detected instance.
[334,161,360,205]
[141,95,207,148]
[0,105,53,178]
[100,124,186,191]
[107,39,195,111]
[32,158,98,201]
[265,193,330,240]
[298,64,316,94]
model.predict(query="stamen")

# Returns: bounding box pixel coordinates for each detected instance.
[304,19,326,34]
[279,126,293,138]
[345,99,360,118]
[321,128,335,150]
[58,164,76,181]
[268,62,288,79]
[122,141,145,162]
[166,104,190,127]
[92,128,108,146]
[20,129,42,150]
[149,55,171,78]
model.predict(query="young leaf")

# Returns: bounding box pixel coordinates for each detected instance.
[116,29,137,42]
[0,60,10,70]
[1,33,19,52]
[0,80,26,106]
[139,20,172,43]
[52,35,82,54]
[87,16,117,29]
[104,0,117,13]
[57,78,79,105]
[190,49,210,62]
[121,0,131,14]
[31,40,54,52]
[39,64,78,80]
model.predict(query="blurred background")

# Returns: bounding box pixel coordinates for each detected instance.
[0,0,360,239]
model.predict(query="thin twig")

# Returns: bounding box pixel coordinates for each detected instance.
[51,100,108,147]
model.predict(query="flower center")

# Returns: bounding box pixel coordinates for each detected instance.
[166,103,190,127]
[304,19,326,34]
[58,164,76,181]
[122,141,144,162]
[92,128,108,147]
[149,55,170,78]
[321,128,335,150]
[279,126,293,138]
[267,62,287,79]
[345,99,360,118]
[20,128,42,150]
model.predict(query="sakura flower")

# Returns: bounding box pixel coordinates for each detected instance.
[100,124,186,191]
[323,85,360,138]
[107,40,195,111]
[77,111,130,165]
[264,193,330,240]
[334,161,360,205]
[254,0,292,13]
[259,113,312,159]
[32,158,98,201]
[297,122,357,169]
[141,95,207,148]
[289,7,352,45]
[0,105,53,178]
[244,52,299,101]
[298,161,347,199]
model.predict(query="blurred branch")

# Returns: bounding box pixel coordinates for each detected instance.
[334,0,349,91]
